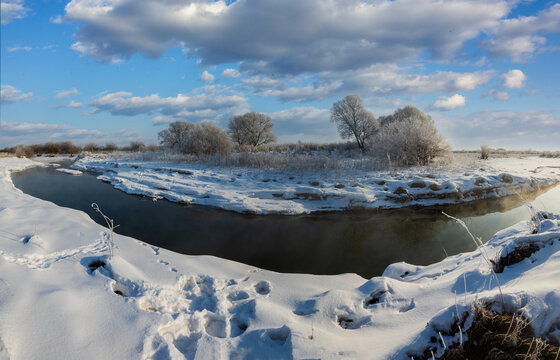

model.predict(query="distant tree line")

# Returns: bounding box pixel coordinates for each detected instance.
[1,141,160,158]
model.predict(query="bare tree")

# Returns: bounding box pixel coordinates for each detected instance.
[374,106,449,165]
[228,112,277,147]
[330,95,379,153]
[158,121,194,151]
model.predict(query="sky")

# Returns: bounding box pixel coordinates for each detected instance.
[1,0,559,150]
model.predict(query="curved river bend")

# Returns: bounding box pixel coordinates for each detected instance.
[12,163,560,278]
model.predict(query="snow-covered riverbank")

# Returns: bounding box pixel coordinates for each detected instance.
[72,154,560,214]
[1,156,559,359]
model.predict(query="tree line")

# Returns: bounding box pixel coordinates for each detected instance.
[158,95,448,166]
[1,140,159,158]
[3,95,449,166]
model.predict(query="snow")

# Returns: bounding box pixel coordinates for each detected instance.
[1,156,560,359]
[72,154,560,214]
[56,168,83,176]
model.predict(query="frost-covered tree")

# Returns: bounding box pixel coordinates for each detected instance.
[128,141,147,152]
[374,106,448,166]
[158,121,233,155]
[158,121,194,152]
[330,95,379,153]
[184,123,233,155]
[228,112,277,147]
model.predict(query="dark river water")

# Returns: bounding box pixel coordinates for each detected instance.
[11,162,560,278]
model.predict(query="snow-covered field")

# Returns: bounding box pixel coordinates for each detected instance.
[72,154,560,214]
[1,156,560,359]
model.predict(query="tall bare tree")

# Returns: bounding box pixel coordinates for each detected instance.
[330,95,378,153]
[228,112,277,147]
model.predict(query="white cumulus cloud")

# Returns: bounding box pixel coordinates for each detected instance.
[1,85,32,104]
[500,69,527,89]
[89,86,248,124]
[481,4,560,62]
[432,94,466,111]
[1,0,29,25]
[63,0,510,73]
[199,71,215,83]
[222,68,240,79]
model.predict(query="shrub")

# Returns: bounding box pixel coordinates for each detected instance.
[373,106,449,166]
[83,142,101,152]
[14,145,33,158]
[59,141,81,154]
[183,123,233,155]
[480,145,490,160]
[331,95,379,153]
[228,112,277,147]
[104,142,119,152]
[128,141,147,152]
[159,121,233,155]
[147,143,160,152]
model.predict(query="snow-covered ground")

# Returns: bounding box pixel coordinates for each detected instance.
[72,154,560,214]
[1,156,560,359]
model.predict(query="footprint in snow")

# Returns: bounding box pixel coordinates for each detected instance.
[254,281,271,295]
[336,312,371,330]
[140,274,264,358]
[363,288,415,313]
[293,299,318,316]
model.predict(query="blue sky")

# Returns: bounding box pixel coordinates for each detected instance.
[1,0,559,149]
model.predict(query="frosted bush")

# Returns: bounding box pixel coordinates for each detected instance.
[372,106,449,166]
[159,121,233,155]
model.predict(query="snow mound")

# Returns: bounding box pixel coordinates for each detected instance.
[56,168,83,175]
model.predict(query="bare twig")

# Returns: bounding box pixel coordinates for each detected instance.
[91,203,119,259]
[442,212,505,308]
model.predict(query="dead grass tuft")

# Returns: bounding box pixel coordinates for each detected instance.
[440,302,559,360]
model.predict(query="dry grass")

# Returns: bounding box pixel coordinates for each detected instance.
[440,301,559,360]
[492,244,540,273]
[125,150,386,173]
